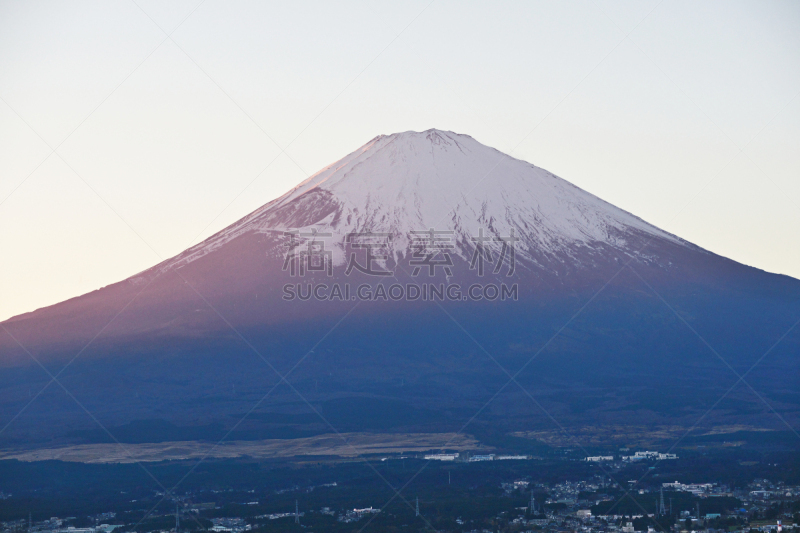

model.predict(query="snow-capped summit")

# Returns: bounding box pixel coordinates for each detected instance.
[166,129,688,273]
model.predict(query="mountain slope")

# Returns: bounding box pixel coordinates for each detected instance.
[1,129,798,447]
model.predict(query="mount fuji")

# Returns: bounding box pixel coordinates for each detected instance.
[1,130,798,448]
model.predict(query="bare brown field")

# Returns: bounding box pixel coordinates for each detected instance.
[0,432,490,464]
[510,425,774,448]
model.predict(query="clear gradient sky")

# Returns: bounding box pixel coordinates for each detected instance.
[1,0,799,321]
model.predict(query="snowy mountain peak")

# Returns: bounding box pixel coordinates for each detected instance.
[166,130,688,272]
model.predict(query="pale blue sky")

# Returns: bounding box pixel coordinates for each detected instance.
[1,0,799,321]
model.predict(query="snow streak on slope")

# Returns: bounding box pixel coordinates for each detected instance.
[158,130,690,273]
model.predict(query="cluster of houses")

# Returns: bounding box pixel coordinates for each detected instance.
[584,451,679,462]
[422,452,532,462]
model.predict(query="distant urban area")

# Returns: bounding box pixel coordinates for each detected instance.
[1,445,798,533]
